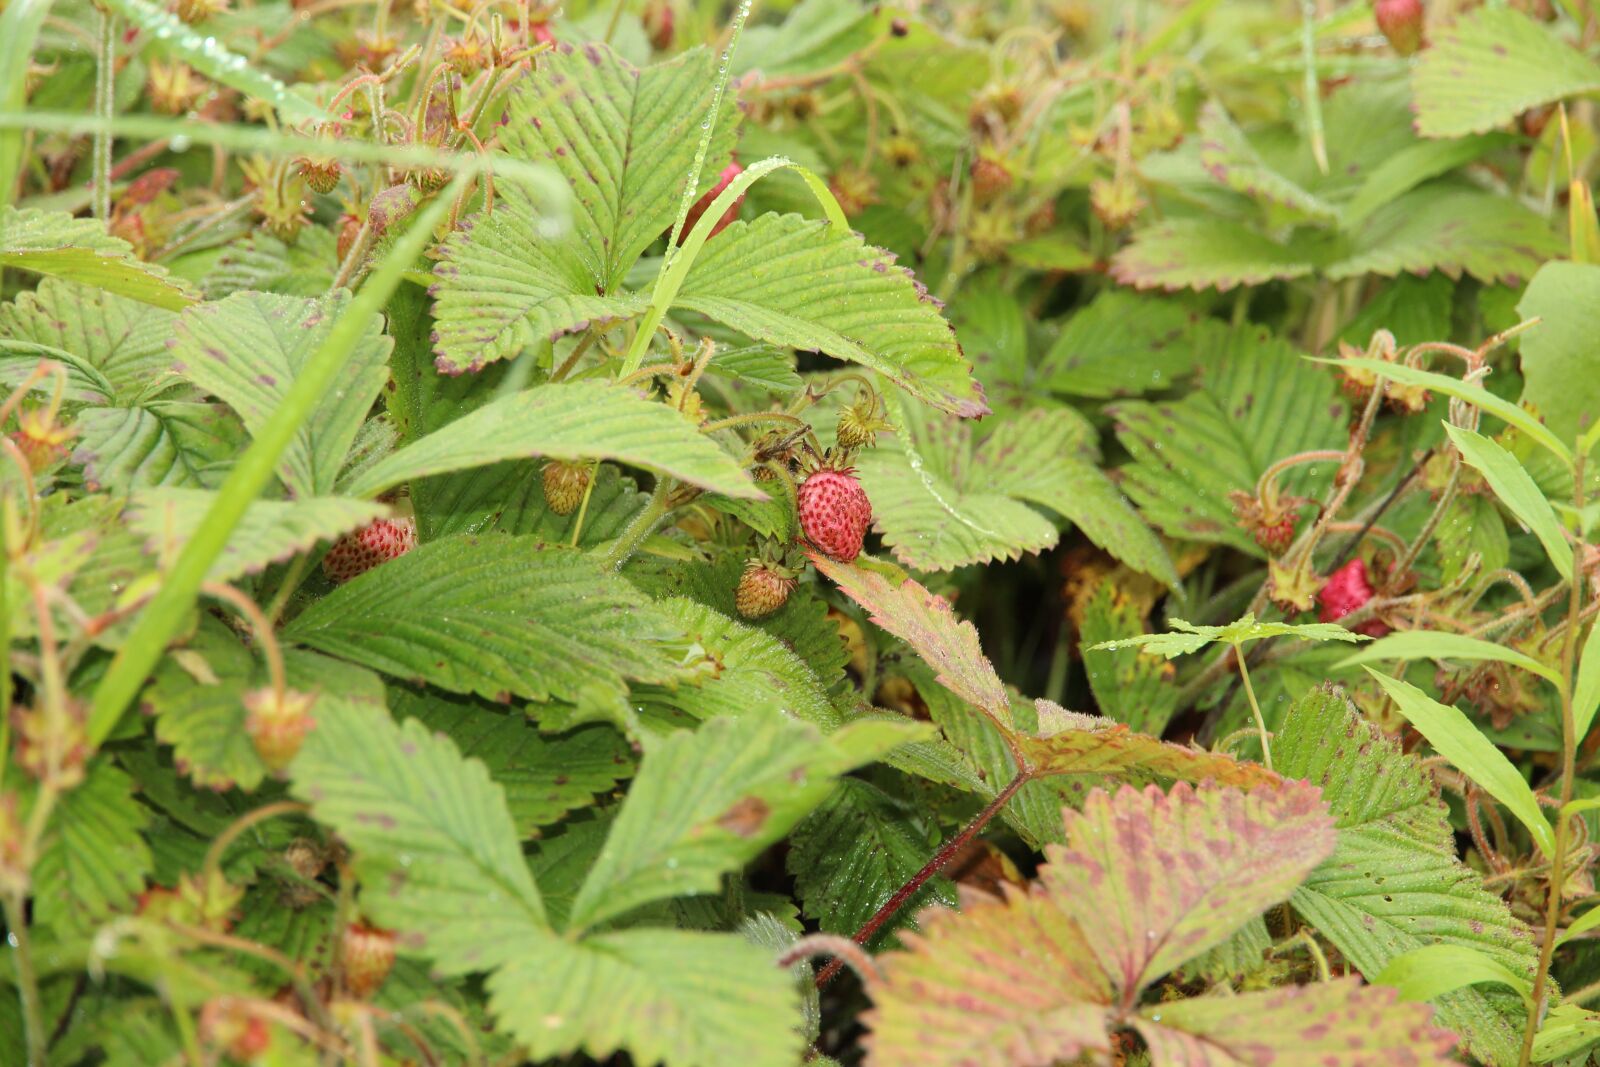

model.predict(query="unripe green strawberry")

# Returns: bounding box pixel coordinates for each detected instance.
[243,687,316,771]
[341,921,397,998]
[296,156,342,194]
[797,461,872,562]
[542,460,591,515]
[322,515,415,583]
[736,560,797,619]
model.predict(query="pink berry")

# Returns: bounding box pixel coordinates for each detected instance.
[680,162,744,242]
[322,516,416,584]
[797,466,872,563]
[1317,558,1390,637]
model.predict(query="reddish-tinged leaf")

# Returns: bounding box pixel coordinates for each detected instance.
[864,885,1114,1067]
[1134,977,1457,1066]
[808,553,1008,718]
[1019,701,1280,790]
[1043,781,1334,1001]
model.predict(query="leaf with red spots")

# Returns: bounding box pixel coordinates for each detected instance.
[1132,977,1456,1065]
[863,781,1440,1067]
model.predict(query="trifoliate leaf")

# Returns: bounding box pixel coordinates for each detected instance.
[863,780,1344,1067]
[285,535,682,707]
[566,713,926,930]
[1037,289,1222,399]
[171,291,391,496]
[430,43,737,371]
[1276,686,1539,1065]
[674,213,987,418]
[0,207,197,310]
[345,380,761,501]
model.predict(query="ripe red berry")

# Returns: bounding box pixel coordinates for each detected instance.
[1373,0,1424,55]
[322,516,415,583]
[736,560,797,619]
[1316,558,1390,637]
[341,921,397,998]
[798,465,872,563]
[643,0,674,50]
[542,459,591,516]
[680,162,744,241]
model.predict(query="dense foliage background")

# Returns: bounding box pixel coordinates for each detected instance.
[7,0,1600,1063]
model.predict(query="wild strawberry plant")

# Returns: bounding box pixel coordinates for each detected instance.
[8,0,1600,1064]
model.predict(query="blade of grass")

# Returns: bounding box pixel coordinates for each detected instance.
[86,172,471,747]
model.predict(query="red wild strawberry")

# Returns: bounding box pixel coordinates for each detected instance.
[243,687,317,771]
[680,162,744,241]
[342,921,397,998]
[736,559,798,619]
[532,21,556,46]
[1316,558,1390,637]
[643,0,674,51]
[1373,0,1425,55]
[542,459,591,515]
[798,460,872,562]
[322,515,415,583]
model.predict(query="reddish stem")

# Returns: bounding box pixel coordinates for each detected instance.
[814,770,1031,988]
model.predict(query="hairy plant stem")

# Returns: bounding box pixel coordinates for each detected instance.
[5,892,44,1066]
[202,801,310,888]
[602,480,673,571]
[91,9,114,221]
[1520,450,1588,1067]
[815,770,1030,988]
[1232,643,1272,771]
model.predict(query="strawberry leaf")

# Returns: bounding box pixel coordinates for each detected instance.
[171,291,392,497]
[430,43,736,372]
[1276,686,1539,1065]
[673,213,987,418]
[345,380,761,502]
[566,713,926,931]
[32,760,153,936]
[0,207,197,310]
[284,535,682,707]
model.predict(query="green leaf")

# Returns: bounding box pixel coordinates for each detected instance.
[1112,327,1346,553]
[73,402,244,493]
[203,229,338,300]
[1090,613,1369,658]
[567,713,924,931]
[1277,686,1540,1064]
[1533,1003,1600,1063]
[430,43,735,371]
[1316,356,1574,467]
[146,617,388,791]
[0,207,197,310]
[32,761,153,936]
[734,0,877,78]
[128,489,389,583]
[863,780,1341,1067]
[642,597,840,729]
[285,535,681,707]
[788,777,952,945]
[413,460,646,543]
[171,291,392,497]
[1445,424,1573,581]
[1196,100,1339,223]
[1079,583,1180,735]
[345,380,761,501]
[1516,261,1600,448]
[1014,705,1283,791]
[1412,6,1600,138]
[0,278,178,402]
[1111,218,1317,291]
[487,927,802,1067]
[1337,630,1562,686]
[290,697,549,972]
[1376,944,1533,1005]
[673,212,987,418]
[1132,978,1457,1066]
[390,685,634,838]
[1575,621,1600,743]
[1367,668,1553,856]
[1038,289,1220,398]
